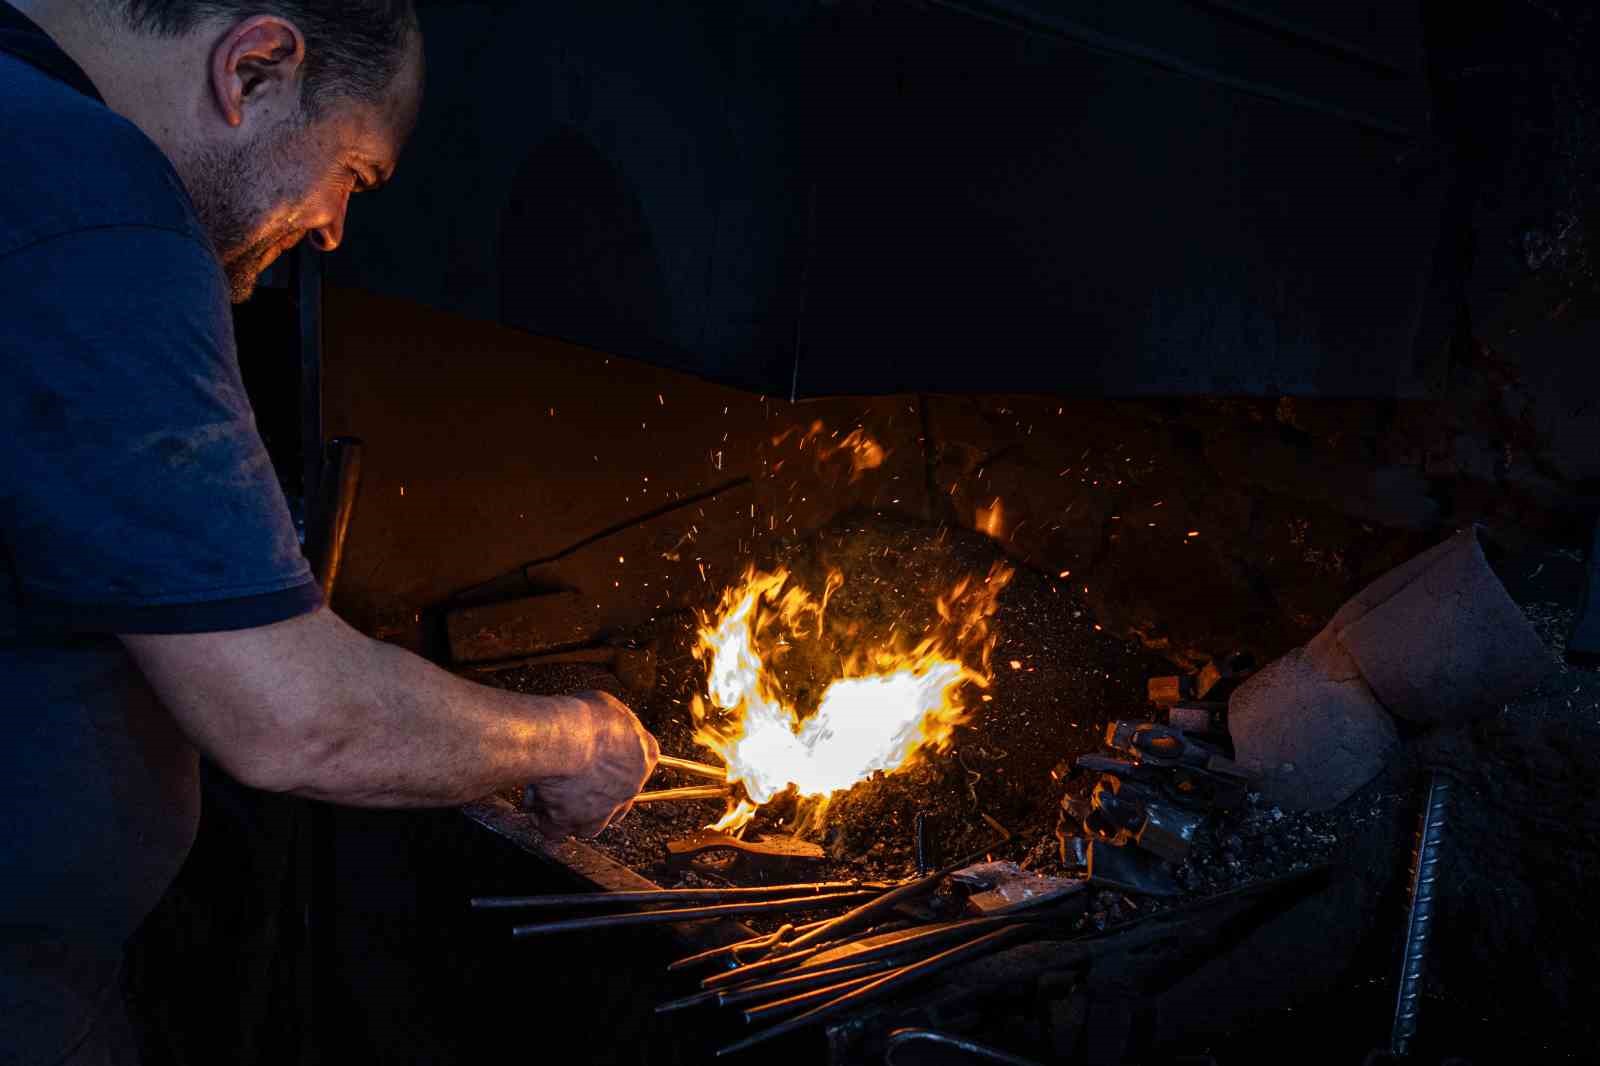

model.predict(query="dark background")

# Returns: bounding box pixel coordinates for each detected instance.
[331,0,1441,398]
[126,0,1600,1063]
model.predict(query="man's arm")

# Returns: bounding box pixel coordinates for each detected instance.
[121,607,658,835]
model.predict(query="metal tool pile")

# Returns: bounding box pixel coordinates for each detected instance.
[1055,655,1258,896]
[474,846,1338,1061]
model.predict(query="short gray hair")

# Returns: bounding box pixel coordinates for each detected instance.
[111,1,417,116]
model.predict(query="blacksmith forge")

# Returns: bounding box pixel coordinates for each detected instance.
[124,3,1600,1065]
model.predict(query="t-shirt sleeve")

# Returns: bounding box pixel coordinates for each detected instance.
[0,225,321,634]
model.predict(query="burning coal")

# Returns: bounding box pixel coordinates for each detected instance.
[690,562,1014,832]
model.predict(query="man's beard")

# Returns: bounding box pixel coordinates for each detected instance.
[182,132,305,304]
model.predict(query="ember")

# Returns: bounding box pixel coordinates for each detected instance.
[690,562,1013,832]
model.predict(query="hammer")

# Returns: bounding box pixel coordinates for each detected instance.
[1571,513,1600,669]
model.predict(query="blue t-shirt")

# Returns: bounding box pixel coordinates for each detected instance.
[0,4,321,1059]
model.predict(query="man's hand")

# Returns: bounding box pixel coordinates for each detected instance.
[524,691,659,838]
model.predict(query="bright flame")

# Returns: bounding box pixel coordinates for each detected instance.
[691,562,1013,832]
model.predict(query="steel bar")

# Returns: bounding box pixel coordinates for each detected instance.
[780,834,1009,953]
[655,754,728,781]
[700,918,940,992]
[511,890,876,938]
[475,882,881,911]
[700,945,826,990]
[668,921,830,972]
[717,960,898,1008]
[1390,774,1450,1057]
[717,924,1036,1056]
[740,971,890,1026]
[654,988,724,1015]
[633,786,732,804]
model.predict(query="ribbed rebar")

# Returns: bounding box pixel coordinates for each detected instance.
[1391,773,1450,1057]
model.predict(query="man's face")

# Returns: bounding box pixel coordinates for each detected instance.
[185,33,424,303]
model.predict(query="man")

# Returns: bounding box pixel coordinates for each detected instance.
[0,2,661,1062]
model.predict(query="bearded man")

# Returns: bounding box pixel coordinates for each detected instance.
[0,4,660,1062]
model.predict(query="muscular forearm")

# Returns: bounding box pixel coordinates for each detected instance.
[123,607,598,807]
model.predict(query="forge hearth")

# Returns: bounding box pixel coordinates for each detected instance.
[470,513,1351,911]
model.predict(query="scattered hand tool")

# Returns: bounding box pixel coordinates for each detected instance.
[949,862,1088,917]
[1084,839,1181,897]
[1075,754,1246,811]
[1106,720,1251,780]
[1083,776,1200,864]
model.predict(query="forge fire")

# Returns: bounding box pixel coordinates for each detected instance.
[690,561,1013,833]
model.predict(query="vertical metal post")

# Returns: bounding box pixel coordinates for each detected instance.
[289,241,324,1066]
[294,244,325,518]
[1391,774,1449,1057]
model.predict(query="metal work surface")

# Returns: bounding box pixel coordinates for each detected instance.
[461,795,754,952]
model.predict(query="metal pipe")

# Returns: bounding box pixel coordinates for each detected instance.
[510,890,878,938]
[1390,774,1450,1057]
[474,882,883,910]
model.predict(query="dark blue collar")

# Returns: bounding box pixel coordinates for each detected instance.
[0,1,105,104]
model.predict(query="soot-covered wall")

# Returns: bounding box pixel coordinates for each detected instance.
[329,0,1441,397]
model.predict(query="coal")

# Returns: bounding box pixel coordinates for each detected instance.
[474,511,1354,923]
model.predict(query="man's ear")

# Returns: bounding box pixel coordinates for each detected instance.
[209,16,306,129]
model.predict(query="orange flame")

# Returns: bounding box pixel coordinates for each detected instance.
[976,497,1005,539]
[690,562,1013,832]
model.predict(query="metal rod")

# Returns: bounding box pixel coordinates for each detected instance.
[511,890,878,938]
[1391,774,1450,1057]
[633,786,732,804]
[475,883,883,910]
[656,754,728,781]
[700,945,826,990]
[654,988,724,1015]
[781,833,1009,953]
[702,916,1006,995]
[740,971,890,1025]
[668,920,830,972]
[718,924,1035,1056]
[307,438,363,597]
[717,960,897,1008]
